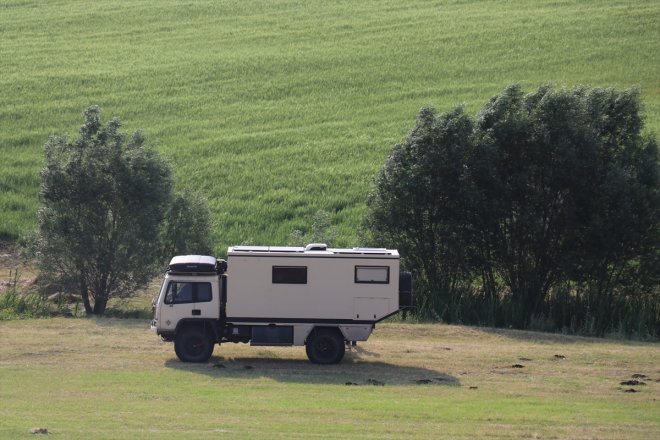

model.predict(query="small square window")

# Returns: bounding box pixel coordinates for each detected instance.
[272,266,307,284]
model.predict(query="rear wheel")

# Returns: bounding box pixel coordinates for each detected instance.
[305,328,345,364]
[174,326,214,363]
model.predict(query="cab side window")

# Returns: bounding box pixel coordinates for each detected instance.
[165,282,212,304]
[196,283,212,302]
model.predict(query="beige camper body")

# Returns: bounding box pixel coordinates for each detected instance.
[226,245,400,322]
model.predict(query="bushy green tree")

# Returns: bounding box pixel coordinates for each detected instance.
[365,107,476,317]
[367,85,659,334]
[160,190,214,257]
[36,106,212,315]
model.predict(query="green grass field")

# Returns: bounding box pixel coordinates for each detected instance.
[1,0,659,251]
[0,318,658,439]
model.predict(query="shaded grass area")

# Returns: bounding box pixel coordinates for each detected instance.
[0,319,658,439]
[1,0,659,249]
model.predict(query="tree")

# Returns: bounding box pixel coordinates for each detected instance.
[36,106,206,315]
[160,190,214,257]
[367,85,659,332]
[365,107,477,318]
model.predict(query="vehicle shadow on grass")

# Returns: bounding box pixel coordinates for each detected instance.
[165,350,460,387]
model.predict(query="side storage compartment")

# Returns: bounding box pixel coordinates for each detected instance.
[251,326,294,346]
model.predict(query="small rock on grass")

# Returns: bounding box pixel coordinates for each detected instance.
[624,388,638,393]
[30,428,48,435]
[366,378,385,386]
[511,364,525,368]
[631,373,647,379]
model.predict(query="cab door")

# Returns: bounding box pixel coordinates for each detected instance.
[159,280,217,330]
[159,281,196,330]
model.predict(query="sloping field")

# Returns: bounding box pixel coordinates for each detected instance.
[1,0,658,249]
[0,319,658,439]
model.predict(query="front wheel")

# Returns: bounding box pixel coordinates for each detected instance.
[174,326,214,363]
[306,328,345,364]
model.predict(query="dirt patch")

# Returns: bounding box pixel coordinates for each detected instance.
[415,379,433,384]
[0,241,37,292]
[344,379,386,386]
[0,277,37,293]
[620,380,646,386]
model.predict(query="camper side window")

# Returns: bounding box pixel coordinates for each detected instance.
[272,266,307,284]
[355,266,390,284]
[164,282,212,304]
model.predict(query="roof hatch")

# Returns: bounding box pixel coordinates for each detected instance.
[304,243,327,251]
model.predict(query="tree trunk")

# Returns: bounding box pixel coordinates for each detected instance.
[81,279,93,315]
[93,297,108,315]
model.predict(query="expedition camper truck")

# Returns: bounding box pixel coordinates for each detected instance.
[151,244,413,364]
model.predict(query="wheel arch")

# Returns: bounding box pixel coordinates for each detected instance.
[304,325,346,344]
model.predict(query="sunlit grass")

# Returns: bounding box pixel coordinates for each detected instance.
[1,0,658,250]
[0,318,658,439]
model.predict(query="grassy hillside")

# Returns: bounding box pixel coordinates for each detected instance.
[0,319,658,438]
[1,0,658,252]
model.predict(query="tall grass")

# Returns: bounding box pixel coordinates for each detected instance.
[0,271,63,319]
[1,0,659,250]
[412,280,660,339]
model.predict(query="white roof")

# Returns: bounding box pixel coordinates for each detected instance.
[169,255,217,266]
[228,245,399,258]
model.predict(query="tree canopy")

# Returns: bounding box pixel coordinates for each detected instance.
[367,84,659,336]
[36,106,212,315]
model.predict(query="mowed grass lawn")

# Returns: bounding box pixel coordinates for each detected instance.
[0,319,658,439]
[1,0,659,249]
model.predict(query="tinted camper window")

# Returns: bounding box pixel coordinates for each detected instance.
[355,266,390,284]
[272,266,307,284]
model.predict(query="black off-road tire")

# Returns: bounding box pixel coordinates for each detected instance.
[174,326,214,363]
[305,328,345,364]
